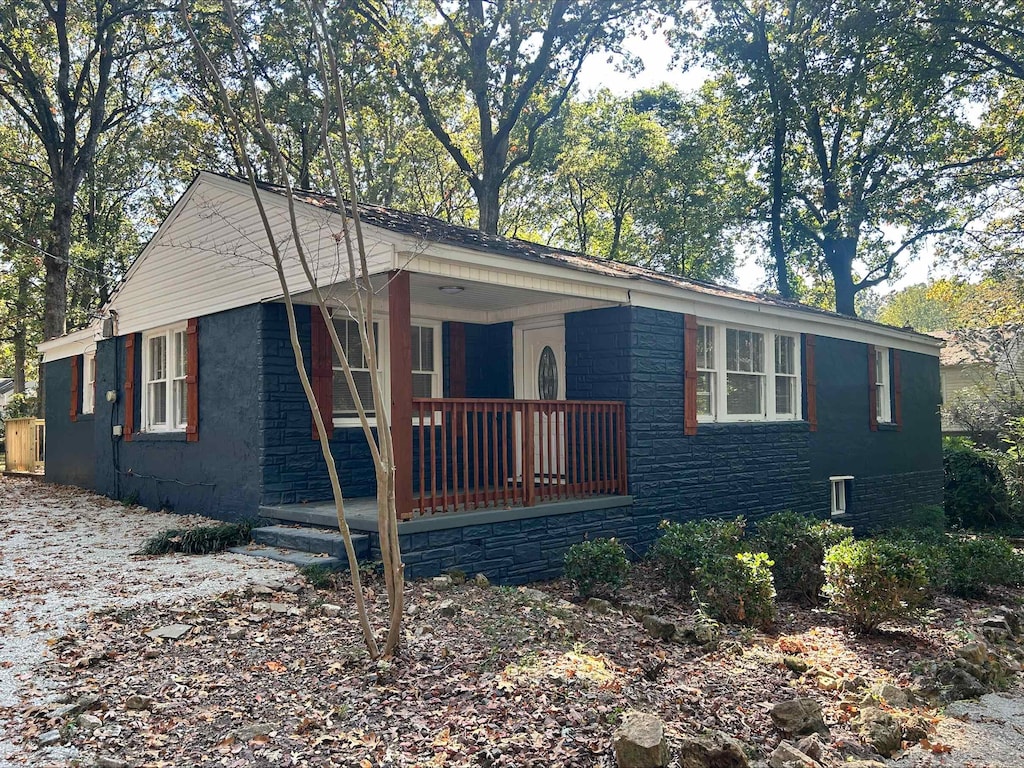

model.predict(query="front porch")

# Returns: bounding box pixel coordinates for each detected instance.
[278,268,631,522]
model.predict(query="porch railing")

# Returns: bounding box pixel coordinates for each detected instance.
[412,398,627,518]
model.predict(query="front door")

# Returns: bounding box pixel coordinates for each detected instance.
[515,320,566,481]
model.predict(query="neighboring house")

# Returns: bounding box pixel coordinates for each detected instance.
[38,173,944,582]
[933,328,1023,437]
[0,379,38,410]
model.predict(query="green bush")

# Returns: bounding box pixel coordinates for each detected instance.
[752,511,853,603]
[650,517,746,595]
[698,551,777,629]
[823,538,929,632]
[944,438,1014,529]
[140,522,253,555]
[904,504,948,535]
[563,537,630,597]
[946,535,1024,598]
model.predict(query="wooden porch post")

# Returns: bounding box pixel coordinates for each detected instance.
[389,270,414,520]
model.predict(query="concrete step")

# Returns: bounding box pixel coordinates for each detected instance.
[228,545,344,570]
[251,525,370,560]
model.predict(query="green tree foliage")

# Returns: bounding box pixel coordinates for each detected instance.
[875,283,954,331]
[358,0,673,235]
[696,0,1009,316]
[526,85,748,281]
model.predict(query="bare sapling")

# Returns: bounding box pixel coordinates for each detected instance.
[180,0,405,658]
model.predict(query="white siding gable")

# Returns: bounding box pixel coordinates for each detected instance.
[107,174,399,335]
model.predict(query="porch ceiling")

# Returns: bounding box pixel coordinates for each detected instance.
[291,272,621,324]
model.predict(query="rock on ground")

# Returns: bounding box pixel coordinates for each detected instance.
[613,711,670,768]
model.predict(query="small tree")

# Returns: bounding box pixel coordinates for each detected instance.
[181,0,404,658]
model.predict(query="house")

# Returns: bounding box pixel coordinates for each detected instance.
[0,378,38,410]
[38,173,944,582]
[933,327,1023,438]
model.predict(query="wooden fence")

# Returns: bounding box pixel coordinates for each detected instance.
[4,417,45,473]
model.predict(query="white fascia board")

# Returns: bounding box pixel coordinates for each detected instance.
[38,325,101,363]
[633,289,941,356]
[402,246,940,355]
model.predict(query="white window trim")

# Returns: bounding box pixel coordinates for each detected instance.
[82,351,96,415]
[696,322,802,423]
[141,323,188,433]
[875,346,893,424]
[830,475,853,517]
[330,314,444,429]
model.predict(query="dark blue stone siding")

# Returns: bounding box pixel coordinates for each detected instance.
[43,356,95,489]
[84,304,263,519]
[374,505,639,583]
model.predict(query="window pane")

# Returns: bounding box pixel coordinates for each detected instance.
[875,349,885,385]
[727,373,763,415]
[334,370,375,417]
[149,336,166,381]
[420,326,434,371]
[410,326,422,371]
[726,329,765,373]
[776,376,794,415]
[174,332,187,378]
[174,379,187,425]
[697,371,713,415]
[413,372,433,398]
[149,381,167,425]
[775,335,795,375]
[697,325,714,369]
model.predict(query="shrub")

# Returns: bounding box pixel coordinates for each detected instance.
[904,504,947,535]
[752,511,853,603]
[300,563,337,589]
[823,538,929,632]
[650,517,746,595]
[698,551,777,629]
[944,438,1014,529]
[946,535,1024,598]
[140,521,253,555]
[563,537,630,597]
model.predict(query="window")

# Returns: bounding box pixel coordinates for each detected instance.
[411,323,440,398]
[82,352,96,415]
[726,328,765,415]
[142,325,187,431]
[874,346,892,423]
[695,323,800,422]
[830,475,853,516]
[696,324,715,416]
[774,335,798,419]
[332,318,380,420]
[330,316,442,423]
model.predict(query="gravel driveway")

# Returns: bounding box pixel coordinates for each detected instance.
[0,476,295,766]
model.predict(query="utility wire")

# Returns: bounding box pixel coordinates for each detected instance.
[2,233,120,282]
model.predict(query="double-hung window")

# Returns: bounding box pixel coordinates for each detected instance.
[332,318,380,420]
[82,351,96,415]
[874,346,892,423]
[696,324,716,416]
[695,322,801,422]
[142,324,188,431]
[331,316,442,424]
[725,328,766,416]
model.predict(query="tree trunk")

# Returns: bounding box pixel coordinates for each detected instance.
[13,272,29,394]
[825,236,859,316]
[477,171,501,235]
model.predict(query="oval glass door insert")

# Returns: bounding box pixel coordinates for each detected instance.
[538,345,558,399]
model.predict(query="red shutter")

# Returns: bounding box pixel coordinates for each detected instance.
[893,349,903,431]
[124,334,136,441]
[804,334,817,432]
[449,322,466,398]
[186,318,199,442]
[683,314,698,436]
[311,310,334,440]
[69,354,80,422]
[867,343,878,432]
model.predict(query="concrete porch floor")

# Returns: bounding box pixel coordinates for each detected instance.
[259,494,634,535]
